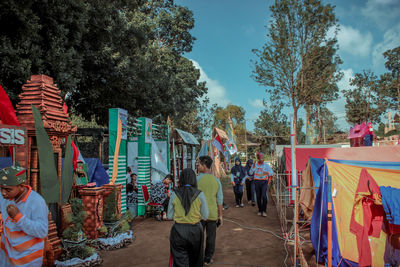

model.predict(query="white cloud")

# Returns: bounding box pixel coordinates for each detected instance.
[361,0,400,29]
[191,59,229,106]
[326,68,355,130]
[337,25,373,57]
[372,23,400,71]
[249,98,264,108]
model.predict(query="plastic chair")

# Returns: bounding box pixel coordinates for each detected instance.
[141,185,163,219]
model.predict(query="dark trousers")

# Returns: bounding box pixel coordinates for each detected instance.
[201,220,217,262]
[233,184,243,205]
[254,180,268,213]
[163,196,170,213]
[245,179,255,202]
[170,223,204,267]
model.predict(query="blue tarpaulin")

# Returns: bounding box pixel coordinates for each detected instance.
[0,157,109,187]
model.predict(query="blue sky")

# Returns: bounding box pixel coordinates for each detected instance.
[176,0,400,131]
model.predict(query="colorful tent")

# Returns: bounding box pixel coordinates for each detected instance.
[311,160,400,266]
[284,146,400,172]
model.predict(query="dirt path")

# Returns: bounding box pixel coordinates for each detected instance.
[100,187,288,267]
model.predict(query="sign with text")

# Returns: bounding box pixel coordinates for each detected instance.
[0,125,27,146]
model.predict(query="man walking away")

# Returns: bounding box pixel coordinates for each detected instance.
[249,152,274,217]
[196,156,223,265]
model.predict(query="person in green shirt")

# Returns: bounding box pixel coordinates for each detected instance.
[168,168,209,267]
[196,156,223,265]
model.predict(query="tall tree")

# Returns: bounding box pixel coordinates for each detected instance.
[252,0,341,135]
[378,46,400,112]
[343,70,385,125]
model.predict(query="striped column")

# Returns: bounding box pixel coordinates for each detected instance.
[108,154,127,212]
[109,108,128,214]
[137,156,151,215]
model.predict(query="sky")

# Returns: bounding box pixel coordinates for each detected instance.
[175,0,400,132]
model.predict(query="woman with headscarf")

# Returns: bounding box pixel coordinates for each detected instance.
[167,168,209,267]
[244,159,255,206]
[230,157,246,207]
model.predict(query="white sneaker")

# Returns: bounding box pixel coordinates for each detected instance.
[262,212,267,217]
[240,203,244,207]
[235,205,239,208]
[257,212,261,216]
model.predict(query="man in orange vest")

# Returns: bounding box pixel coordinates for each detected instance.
[249,152,274,217]
[0,166,48,266]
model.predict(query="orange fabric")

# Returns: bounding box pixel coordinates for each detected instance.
[5,226,27,239]
[285,146,400,172]
[19,186,32,203]
[13,213,23,222]
[1,240,44,265]
[4,234,43,252]
[327,161,400,266]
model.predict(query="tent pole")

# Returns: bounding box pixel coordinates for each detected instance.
[327,175,332,267]
[172,138,177,186]
[290,113,297,266]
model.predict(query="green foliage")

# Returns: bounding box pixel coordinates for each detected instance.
[172,97,218,140]
[120,220,130,233]
[252,0,342,133]
[61,245,95,261]
[103,188,118,222]
[0,0,206,125]
[121,210,134,223]
[378,46,400,112]
[213,104,246,147]
[254,104,290,144]
[62,198,86,241]
[343,70,386,125]
[98,225,108,238]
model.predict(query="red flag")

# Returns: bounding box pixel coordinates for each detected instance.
[62,102,78,170]
[0,85,20,161]
[212,134,225,154]
[0,85,19,126]
[350,168,384,267]
[62,103,68,114]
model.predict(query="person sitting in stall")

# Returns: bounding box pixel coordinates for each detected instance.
[150,174,174,220]
[0,166,49,267]
[126,183,138,217]
[167,168,209,267]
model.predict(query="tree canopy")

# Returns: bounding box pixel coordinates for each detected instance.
[0,0,207,125]
[252,0,342,135]
[343,70,386,125]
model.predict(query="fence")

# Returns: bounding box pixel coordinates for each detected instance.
[271,171,318,267]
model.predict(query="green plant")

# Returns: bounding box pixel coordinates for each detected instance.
[103,188,118,222]
[62,198,86,241]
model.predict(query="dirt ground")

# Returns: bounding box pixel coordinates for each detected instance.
[100,186,290,267]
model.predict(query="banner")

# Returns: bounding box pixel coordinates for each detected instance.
[212,135,225,154]
[151,138,169,176]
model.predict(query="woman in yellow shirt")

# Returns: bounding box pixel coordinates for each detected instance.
[167,168,209,267]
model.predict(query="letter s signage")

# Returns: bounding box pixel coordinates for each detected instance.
[0,126,26,146]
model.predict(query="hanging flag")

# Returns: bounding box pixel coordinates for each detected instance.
[62,102,82,170]
[0,85,20,161]
[212,134,225,154]
[0,85,19,126]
